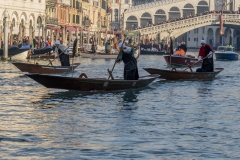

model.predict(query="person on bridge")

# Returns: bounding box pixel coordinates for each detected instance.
[196,40,214,72]
[54,40,70,66]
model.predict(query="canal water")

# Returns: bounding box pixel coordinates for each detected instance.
[0,52,240,159]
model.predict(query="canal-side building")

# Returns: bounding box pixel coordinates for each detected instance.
[0,0,45,47]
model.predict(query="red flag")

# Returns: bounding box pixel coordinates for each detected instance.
[219,14,223,36]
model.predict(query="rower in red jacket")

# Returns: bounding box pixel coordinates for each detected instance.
[196,40,214,72]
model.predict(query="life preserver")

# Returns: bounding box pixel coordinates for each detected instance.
[79,73,88,78]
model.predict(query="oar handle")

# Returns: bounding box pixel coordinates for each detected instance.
[182,53,212,71]
[108,38,126,79]
[47,46,69,66]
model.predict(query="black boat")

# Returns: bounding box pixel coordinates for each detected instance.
[31,46,56,55]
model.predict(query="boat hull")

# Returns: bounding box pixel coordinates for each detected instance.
[140,50,168,55]
[12,62,80,74]
[163,55,202,67]
[143,68,224,80]
[25,74,159,91]
[215,53,239,60]
[80,52,118,59]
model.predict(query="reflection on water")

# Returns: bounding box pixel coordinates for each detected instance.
[1,55,240,159]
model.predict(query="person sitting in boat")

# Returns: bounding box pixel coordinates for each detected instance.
[175,41,187,56]
[105,39,111,54]
[227,43,232,47]
[54,40,70,66]
[116,41,139,80]
[196,40,214,72]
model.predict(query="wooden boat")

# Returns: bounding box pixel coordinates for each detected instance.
[163,55,202,67]
[25,73,159,91]
[0,46,20,57]
[12,62,80,74]
[27,53,75,59]
[143,68,224,80]
[140,50,168,55]
[80,49,140,59]
[215,46,239,60]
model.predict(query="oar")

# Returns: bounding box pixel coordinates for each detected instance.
[107,39,126,80]
[182,53,212,71]
[91,52,98,59]
[47,46,69,66]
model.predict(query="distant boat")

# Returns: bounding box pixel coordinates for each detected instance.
[163,55,202,68]
[215,46,239,60]
[12,62,80,74]
[140,50,168,55]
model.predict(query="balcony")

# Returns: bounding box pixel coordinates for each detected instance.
[77,8,82,13]
[46,17,58,25]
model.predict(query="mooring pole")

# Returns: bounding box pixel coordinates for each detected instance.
[3,10,9,60]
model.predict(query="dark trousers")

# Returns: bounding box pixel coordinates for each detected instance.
[196,57,214,72]
[124,61,139,80]
[59,54,70,66]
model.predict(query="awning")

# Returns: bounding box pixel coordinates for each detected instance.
[49,26,62,33]
[66,26,76,32]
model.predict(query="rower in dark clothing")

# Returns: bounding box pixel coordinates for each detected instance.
[54,40,70,66]
[116,41,139,80]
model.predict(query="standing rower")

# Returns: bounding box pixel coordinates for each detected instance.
[116,40,139,80]
[54,40,70,66]
[196,40,214,72]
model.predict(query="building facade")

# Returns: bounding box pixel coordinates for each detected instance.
[0,0,45,46]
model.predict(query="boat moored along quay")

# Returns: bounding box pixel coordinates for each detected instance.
[143,68,224,80]
[25,73,159,91]
[12,62,80,74]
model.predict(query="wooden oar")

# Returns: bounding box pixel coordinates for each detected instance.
[91,52,98,59]
[47,46,69,66]
[182,53,212,71]
[107,39,126,80]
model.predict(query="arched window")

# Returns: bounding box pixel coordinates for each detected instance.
[114,9,118,22]
[198,1,208,5]
[12,18,15,27]
[126,15,138,29]
[155,9,165,14]
[184,3,194,8]
[197,1,209,13]
[169,7,180,20]
[183,3,195,17]
[170,7,180,11]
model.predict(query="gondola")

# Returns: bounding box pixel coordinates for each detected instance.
[143,68,224,80]
[0,44,31,57]
[25,73,159,91]
[12,62,80,74]
[32,46,56,55]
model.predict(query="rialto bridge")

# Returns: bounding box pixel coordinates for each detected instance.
[123,0,240,48]
[136,13,240,43]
